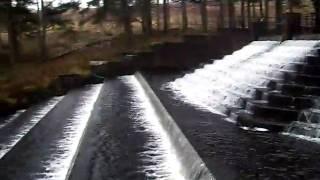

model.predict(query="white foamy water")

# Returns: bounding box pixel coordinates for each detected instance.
[0,109,26,130]
[284,108,320,142]
[37,84,103,180]
[167,40,320,116]
[122,75,185,180]
[0,97,63,159]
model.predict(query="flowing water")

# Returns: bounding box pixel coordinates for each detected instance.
[0,76,192,179]
[284,108,320,142]
[2,40,320,179]
[167,40,320,119]
[0,97,63,159]
[123,76,185,180]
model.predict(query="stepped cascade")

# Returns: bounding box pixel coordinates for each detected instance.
[167,40,320,132]
[3,39,320,179]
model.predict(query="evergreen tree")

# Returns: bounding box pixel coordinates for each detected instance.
[0,0,34,64]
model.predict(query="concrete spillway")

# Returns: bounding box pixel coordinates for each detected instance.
[2,40,320,179]
[0,74,212,180]
[167,40,320,132]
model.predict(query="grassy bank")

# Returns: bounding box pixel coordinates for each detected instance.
[0,31,182,107]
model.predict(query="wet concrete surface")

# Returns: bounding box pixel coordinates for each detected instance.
[0,88,91,180]
[0,77,183,180]
[69,78,149,180]
[69,76,182,180]
[142,71,320,180]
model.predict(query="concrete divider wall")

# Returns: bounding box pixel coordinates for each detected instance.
[134,72,215,180]
[92,32,252,78]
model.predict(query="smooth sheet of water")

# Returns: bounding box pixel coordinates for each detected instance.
[0,97,63,159]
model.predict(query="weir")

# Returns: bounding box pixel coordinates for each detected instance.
[134,73,214,180]
[2,39,320,179]
[167,40,320,132]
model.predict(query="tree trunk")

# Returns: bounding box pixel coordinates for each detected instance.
[252,2,256,20]
[275,0,283,32]
[313,1,320,32]
[182,0,188,32]
[228,0,235,29]
[39,0,47,62]
[7,0,19,64]
[200,0,208,32]
[163,0,169,33]
[142,0,152,35]
[156,0,160,31]
[120,0,132,46]
[247,0,251,28]
[218,1,225,29]
[103,0,108,15]
[240,0,245,28]
[259,0,264,17]
[288,0,293,13]
[264,0,269,28]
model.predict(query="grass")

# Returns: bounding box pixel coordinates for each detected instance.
[0,30,183,104]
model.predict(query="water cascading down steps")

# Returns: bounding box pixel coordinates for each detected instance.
[167,40,320,134]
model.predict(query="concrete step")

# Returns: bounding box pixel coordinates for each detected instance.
[305,55,320,65]
[261,92,314,109]
[294,74,320,86]
[262,92,294,107]
[299,65,320,76]
[245,100,268,112]
[244,101,299,122]
[253,87,272,100]
[236,110,287,132]
[276,83,305,96]
[305,86,320,96]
